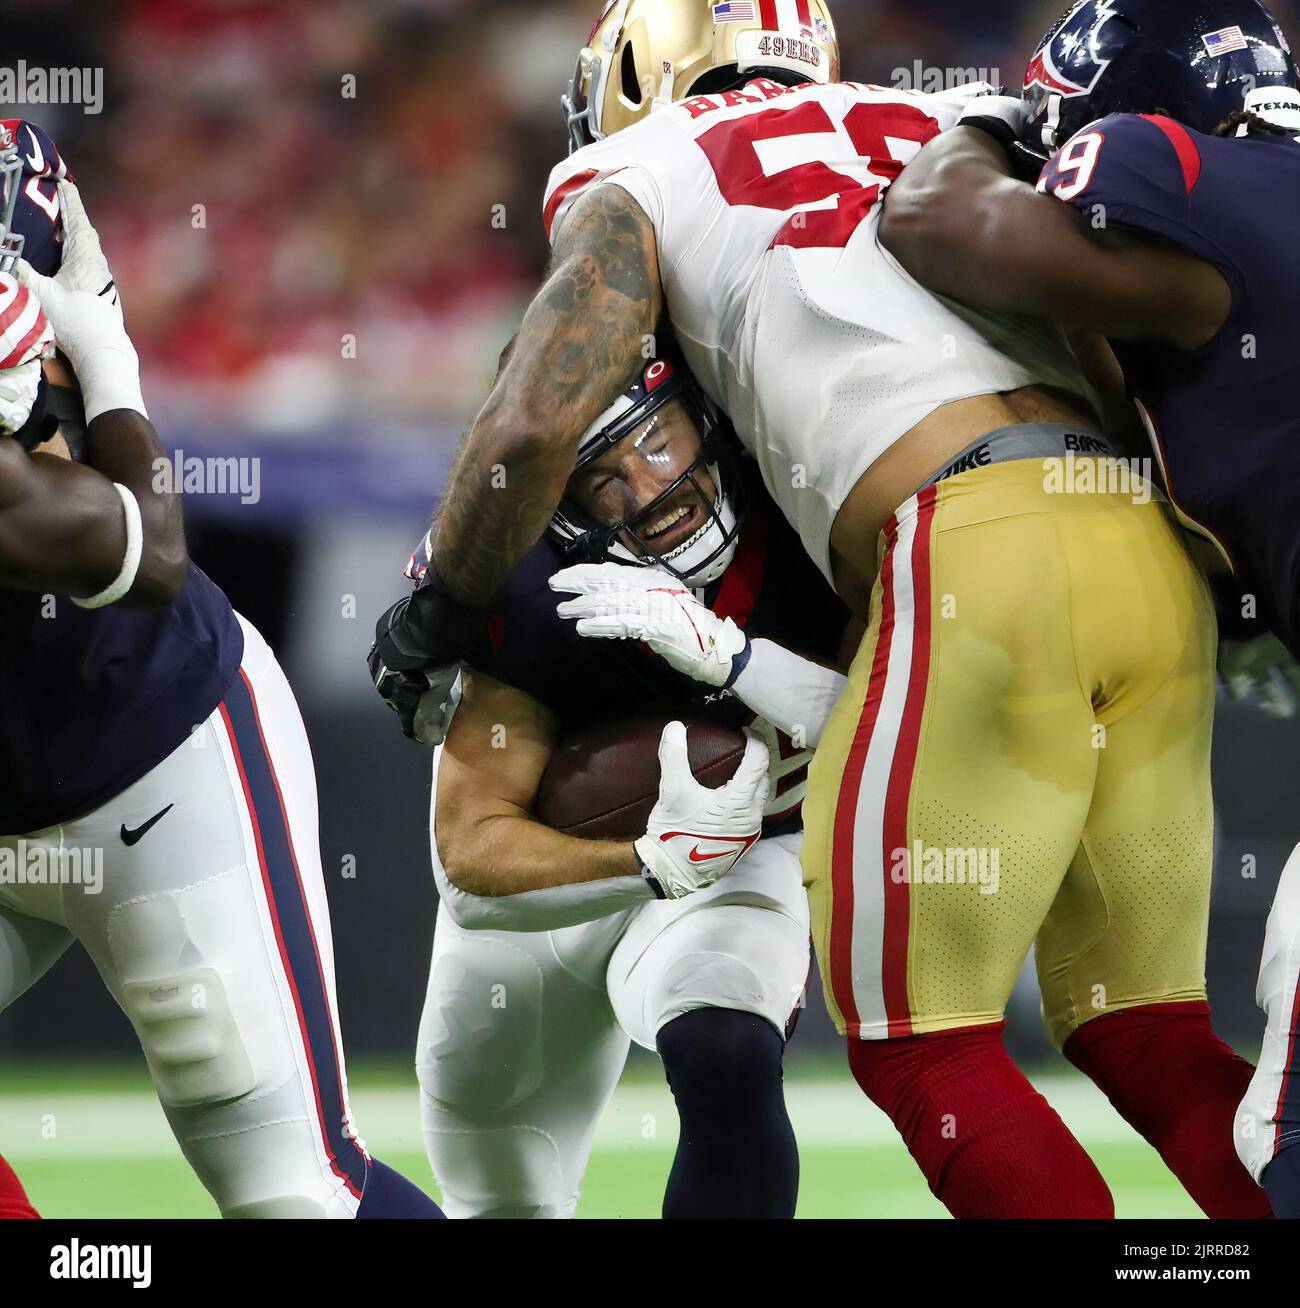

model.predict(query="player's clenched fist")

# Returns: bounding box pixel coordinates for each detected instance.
[0,272,54,438]
[634,721,767,900]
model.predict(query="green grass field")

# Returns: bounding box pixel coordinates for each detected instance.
[0,1052,1201,1218]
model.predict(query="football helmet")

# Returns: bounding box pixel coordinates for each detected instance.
[1018,0,1300,167]
[0,124,24,273]
[547,350,746,588]
[563,0,841,153]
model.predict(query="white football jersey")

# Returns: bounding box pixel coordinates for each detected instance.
[544,79,1095,582]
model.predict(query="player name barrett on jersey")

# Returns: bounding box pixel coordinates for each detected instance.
[408,476,849,829]
[542,79,1095,584]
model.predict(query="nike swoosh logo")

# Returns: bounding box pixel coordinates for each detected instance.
[24,125,44,174]
[687,844,744,863]
[120,804,174,847]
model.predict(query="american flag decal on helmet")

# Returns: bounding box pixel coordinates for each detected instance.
[1203,25,1249,56]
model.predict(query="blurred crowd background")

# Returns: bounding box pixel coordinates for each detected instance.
[3,0,1299,1066]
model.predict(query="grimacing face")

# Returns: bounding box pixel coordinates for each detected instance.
[567,397,717,560]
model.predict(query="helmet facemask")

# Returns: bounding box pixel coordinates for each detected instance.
[0,128,25,274]
[549,367,745,589]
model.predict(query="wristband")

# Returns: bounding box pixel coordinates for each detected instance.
[722,635,754,691]
[957,95,1030,153]
[638,853,668,900]
[77,342,147,423]
[73,482,143,609]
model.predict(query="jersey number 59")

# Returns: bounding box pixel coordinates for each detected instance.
[696,99,941,251]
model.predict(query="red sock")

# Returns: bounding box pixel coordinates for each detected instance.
[0,1152,38,1220]
[847,1023,1114,1218]
[1064,1000,1270,1218]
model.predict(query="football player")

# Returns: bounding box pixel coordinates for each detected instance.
[876,0,1300,1220]
[372,1,1262,1217]
[0,122,441,1219]
[414,351,853,1218]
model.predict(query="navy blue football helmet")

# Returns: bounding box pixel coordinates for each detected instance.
[1017,0,1300,165]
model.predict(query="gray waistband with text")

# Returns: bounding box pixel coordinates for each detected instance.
[912,423,1135,498]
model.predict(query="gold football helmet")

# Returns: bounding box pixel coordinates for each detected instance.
[563,0,841,153]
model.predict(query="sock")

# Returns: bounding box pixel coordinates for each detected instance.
[1262,1143,1300,1219]
[657,1007,799,1218]
[848,1022,1114,1218]
[0,1153,38,1220]
[356,1157,446,1219]
[1064,1001,1271,1218]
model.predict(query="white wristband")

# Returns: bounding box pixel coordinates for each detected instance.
[77,342,147,423]
[73,482,144,609]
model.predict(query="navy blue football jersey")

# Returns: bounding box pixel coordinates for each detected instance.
[0,120,245,833]
[1040,112,1300,649]
[409,469,851,829]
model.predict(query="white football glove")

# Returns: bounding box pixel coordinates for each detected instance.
[1219,633,1300,719]
[634,721,768,900]
[0,270,55,437]
[552,562,750,690]
[14,180,145,422]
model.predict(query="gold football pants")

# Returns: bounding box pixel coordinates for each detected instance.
[803,458,1217,1046]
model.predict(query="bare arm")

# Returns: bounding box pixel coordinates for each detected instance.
[435,669,640,897]
[0,405,187,607]
[879,127,1230,350]
[429,186,663,605]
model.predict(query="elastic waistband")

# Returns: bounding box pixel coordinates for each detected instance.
[886,424,1168,541]
[912,423,1121,497]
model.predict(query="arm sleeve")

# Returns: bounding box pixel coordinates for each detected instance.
[434,858,656,933]
[731,638,847,750]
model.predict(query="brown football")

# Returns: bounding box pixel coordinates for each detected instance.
[533,713,748,841]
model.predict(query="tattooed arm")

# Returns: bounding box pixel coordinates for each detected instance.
[369,184,663,743]
[434,186,663,602]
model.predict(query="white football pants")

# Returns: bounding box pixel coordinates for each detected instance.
[417,798,811,1219]
[0,615,370,1218]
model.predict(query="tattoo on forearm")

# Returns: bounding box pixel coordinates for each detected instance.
[431,187,661,604]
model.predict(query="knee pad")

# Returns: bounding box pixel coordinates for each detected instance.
[416,934,545,1114]
[420,1101,572,1219]
[620,905,807,1045]
[109,891,256,1109]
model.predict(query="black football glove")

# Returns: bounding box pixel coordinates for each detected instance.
[956,89,1032,154]
[368,573,490,745]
